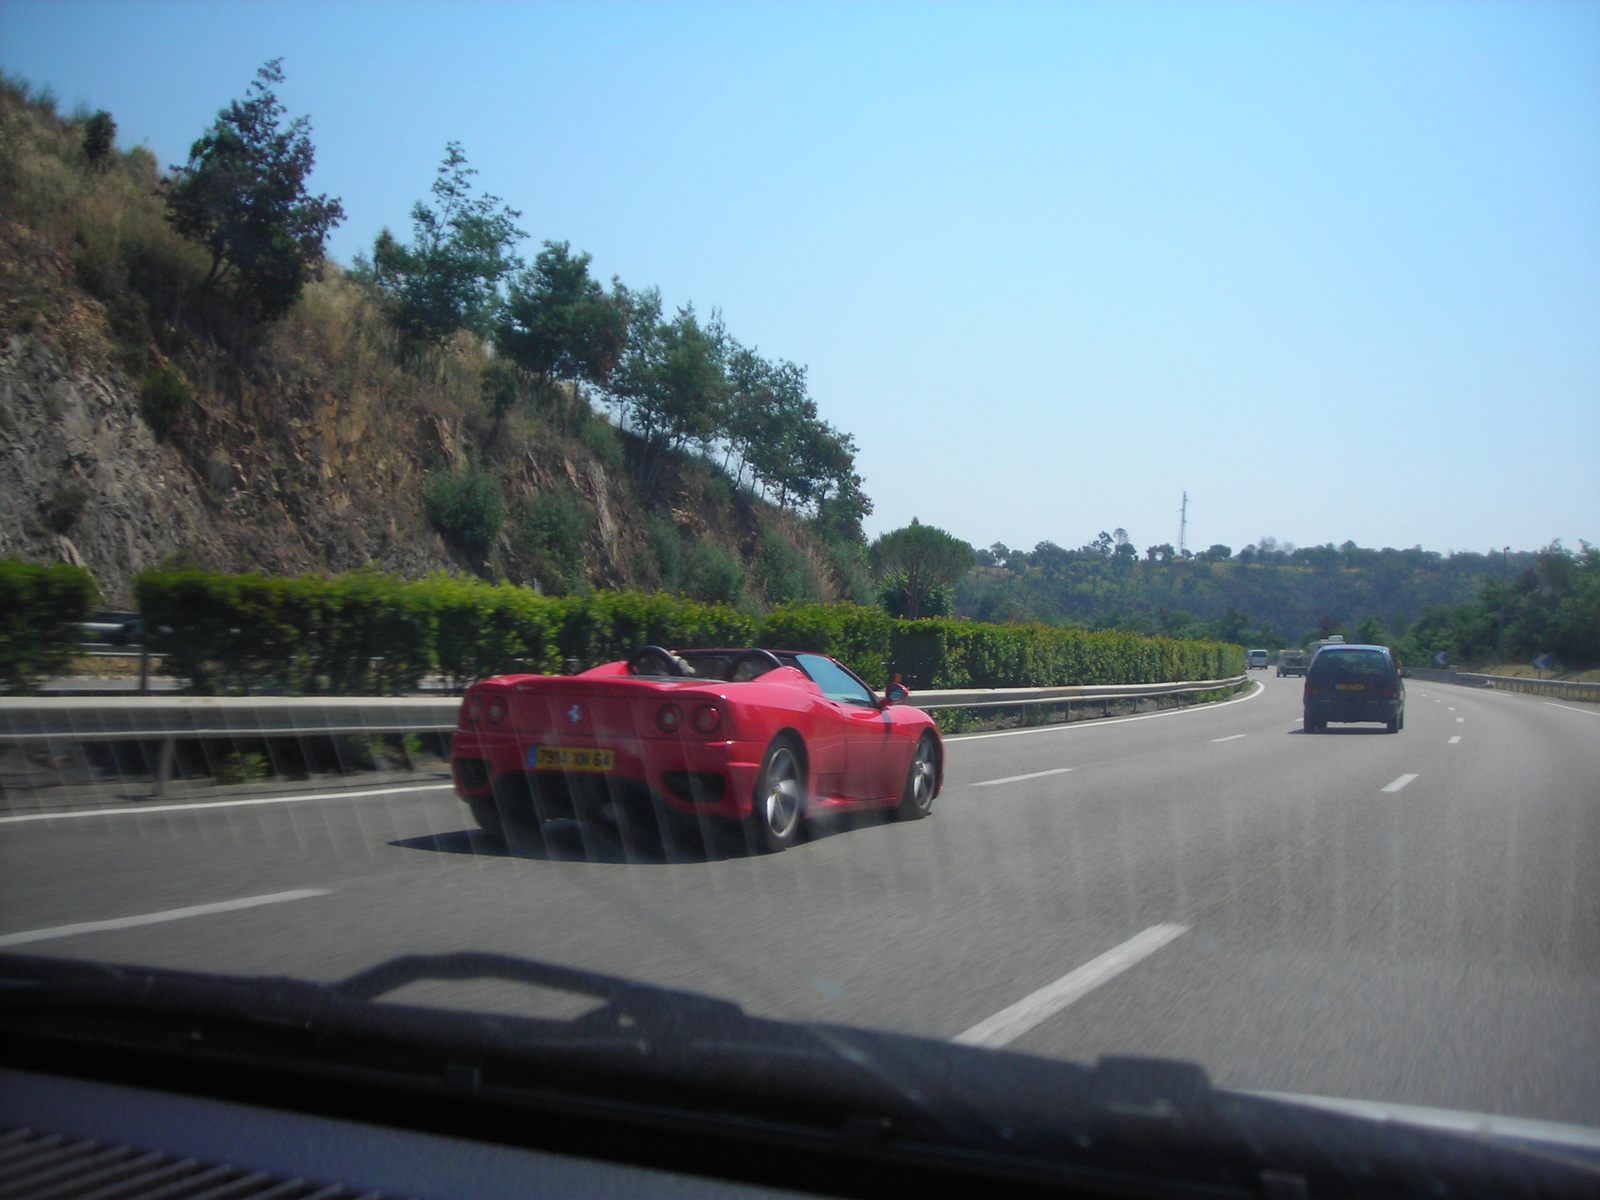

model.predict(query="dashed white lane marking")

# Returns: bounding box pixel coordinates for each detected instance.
[0,888,331,948]
[1544,702,1600,718]
[1381,773,1419,794]
[1448,707,1456,711]
[1448,736,1461,745]
[1456,717,1464,723]
[948,681,1263,742]
[1212,734,1247,742]
[954,924,1189,1049]
[0,783,456,826]
[973,767,1072,788]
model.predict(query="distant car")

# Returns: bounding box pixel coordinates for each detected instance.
[1277,648,1308,677]
[1247,649,1269,670]
[1303,644,1405,733]
[451,647,943,852]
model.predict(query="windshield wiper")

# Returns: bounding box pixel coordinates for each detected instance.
[3,951,1596,1199]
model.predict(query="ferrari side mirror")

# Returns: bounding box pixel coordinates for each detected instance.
[884,682,910,706]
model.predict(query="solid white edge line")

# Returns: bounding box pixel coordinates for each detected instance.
[1381,773,1419,794]
[1544,702,1600,718]
[1447,736,1461,744]
[0,783,457,826]
[953,924,1189,1048]
[947,681,1261,742]
[1212,734,1247,743]
[0,888,332,948]
[972,767,1072,788]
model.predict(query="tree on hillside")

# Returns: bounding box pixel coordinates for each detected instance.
[1218,605,1249,644]
[495,241,630,401]
[167,60,344,322]
[719,344,869,525]
[367,142,525,348]
[82,110,115,167]
[869,518,975,620]
[611,295,730,490]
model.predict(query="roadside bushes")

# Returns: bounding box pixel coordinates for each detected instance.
[0,559,100,693]
[137,364,192,436]
[132,569,1243,695]
[425,469,503,553]
[517,492,588,595]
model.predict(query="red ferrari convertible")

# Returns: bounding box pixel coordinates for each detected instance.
[450,646,943,852]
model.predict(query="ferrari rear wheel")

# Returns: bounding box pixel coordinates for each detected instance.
[896,734,938,821]
[468,797,504,841]
[748,737,805,853]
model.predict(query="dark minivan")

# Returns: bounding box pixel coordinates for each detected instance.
[1303,644,1406,733]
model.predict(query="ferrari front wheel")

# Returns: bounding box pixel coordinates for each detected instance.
[748,736,805,853]
[895,733,938,820]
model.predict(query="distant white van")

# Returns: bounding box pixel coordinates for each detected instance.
[1247,649,1269,670]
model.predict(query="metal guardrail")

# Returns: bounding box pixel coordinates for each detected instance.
[0,677,1248,799]
[0,697,460,797]
[1460,674,1600,702]
[909,676,1247,710]
[72,611,154,694]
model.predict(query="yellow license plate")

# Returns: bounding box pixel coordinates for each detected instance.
[530,747,615,772]
[1335,683,1366,691]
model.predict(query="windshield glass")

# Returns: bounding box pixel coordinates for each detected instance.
[1310,649,1391,676]
[2,2,1597,1190]
[795,654,877,705]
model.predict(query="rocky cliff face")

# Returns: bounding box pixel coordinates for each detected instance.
[0,319,757,607]
[1,332,225,603]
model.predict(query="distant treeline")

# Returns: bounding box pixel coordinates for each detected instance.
[958,535,1598,669]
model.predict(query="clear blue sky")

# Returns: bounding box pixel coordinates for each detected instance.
[5,1,1596,556]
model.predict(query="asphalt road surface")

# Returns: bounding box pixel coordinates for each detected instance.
[4,676,1598,1127]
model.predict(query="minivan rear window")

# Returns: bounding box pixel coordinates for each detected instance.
[1311,649,1390,676]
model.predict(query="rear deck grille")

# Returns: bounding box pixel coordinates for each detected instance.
[0,1126,390,1200]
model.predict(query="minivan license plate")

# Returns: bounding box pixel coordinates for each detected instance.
[1335,683,1365,691]
[530,747,614,772]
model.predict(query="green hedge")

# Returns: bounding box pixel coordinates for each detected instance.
[132,570,1242,695]
[762,602,1243,688]
[134,571,757,695]
[0,559,101,693]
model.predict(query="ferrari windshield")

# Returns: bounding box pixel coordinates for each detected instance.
[1,1,1597,1190]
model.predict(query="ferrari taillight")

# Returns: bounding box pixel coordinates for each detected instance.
[466,697,483,722]
[657,704,683,734]
[692,704,722,735]
[485,698,507,723]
